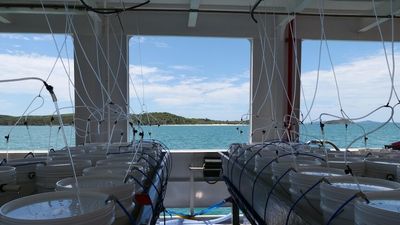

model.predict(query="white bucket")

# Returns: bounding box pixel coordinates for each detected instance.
[271,159,322,198]
[51,153,106,165]
[253,144,283,172]
[397,166,400,182]
[355,190,400,225]
[106,153,136,159]
[320,176,400,225]
[0,191,115,225]
[83,166,143,180]
[0,166,17,206]
[96,159,147,171]
[365,158,400,180]
[6,157,48,196]
[254,155,297,185]
[35,160,92,193]
[49,149,85,158]
[56,176,135,220]
[289,167,346,224]
[327,160,365,176]
[0,166,16,185]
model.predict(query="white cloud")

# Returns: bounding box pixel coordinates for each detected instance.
[130,36,146,45]
[0,53,74,108]
[301,51,400,122]
[154,41,169,48]
[32,35,53,41]
[0,34,30,41]
[169,65,198,71]
[129,65,159,75]
[129,65,250,120]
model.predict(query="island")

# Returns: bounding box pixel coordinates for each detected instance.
[0,112,247,126]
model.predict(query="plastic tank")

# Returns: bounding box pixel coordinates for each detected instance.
[320,176,400,225]
[0,191,115,225]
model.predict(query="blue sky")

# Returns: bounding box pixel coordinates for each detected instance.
[0,33,398,122]
[0,33,74,117]
[301,39,400,122]
[129,36,250,120]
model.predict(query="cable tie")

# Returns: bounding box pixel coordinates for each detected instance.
[4,135,9,143]
[344,165,353,176]
[356,192,370,204]
[0,158,6,166]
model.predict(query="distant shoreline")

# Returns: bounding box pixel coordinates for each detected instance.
[0,112,248,126]
[153,124,247,126]
[0,124,248,127]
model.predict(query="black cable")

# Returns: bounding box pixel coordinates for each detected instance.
[116,13,125,33]
[238,143,274,192]
[229,145,249,182]
[126,167,161,196]
[285,178,327,225]
[138,156,162,183]
[250,151,297,207]
[127,174,155,213]
[264,167,296,221]
[23,152,35,159]
[163,207,166,225]
[79,0,150,14]
[106,195,136,225]
[251,0,263,23]
[326,192,369,225]
[250,158,277,207]
[226,144,240,179]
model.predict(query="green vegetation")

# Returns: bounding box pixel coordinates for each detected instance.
[137,112,245,125]
[0,114,74,126]
[0,112,246,126]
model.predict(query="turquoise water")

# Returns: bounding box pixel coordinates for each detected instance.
[299,122,400,148]
[1,121,400,150]
[0,125,249,150]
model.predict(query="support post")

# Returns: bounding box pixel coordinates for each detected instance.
[74,16,128,145]
[232,199,240,225]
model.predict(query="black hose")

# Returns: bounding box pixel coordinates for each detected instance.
[251,0,263,23]
[79,0,150,14]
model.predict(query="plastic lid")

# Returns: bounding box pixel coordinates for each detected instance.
[300,171,342,176]
[57,176,126,190]
[0,192,110,220]
[332,183,394,191]
[368,200,400,213]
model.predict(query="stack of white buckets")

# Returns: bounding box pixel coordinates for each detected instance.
[231,142,400,225]
[0,142,157,225]
[0,166,18,205]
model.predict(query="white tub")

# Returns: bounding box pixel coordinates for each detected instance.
[0,191,115,225]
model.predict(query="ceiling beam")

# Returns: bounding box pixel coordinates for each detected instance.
[188,0,200,28]
[0,15,10,23]
[289,0,312,13]
[359,3,400,33]
[278,0,311,27]
[278,15,295,27]
[0,7,82,15]
[358,17,389,32]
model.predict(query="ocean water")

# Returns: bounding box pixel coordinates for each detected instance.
[299,122,400,148]
[1,121,400,150]
[0,125,249,150]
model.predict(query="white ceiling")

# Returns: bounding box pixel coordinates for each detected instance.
[0,0,399,17]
